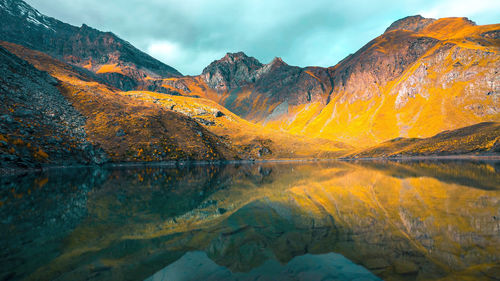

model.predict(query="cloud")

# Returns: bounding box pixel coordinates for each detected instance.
[147,40,225,75]
[419,0,500,23]
[24,0,499,75]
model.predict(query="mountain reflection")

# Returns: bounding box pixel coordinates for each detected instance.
[1,160,499,281]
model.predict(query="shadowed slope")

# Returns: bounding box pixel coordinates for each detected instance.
[0,0,181,92]
[1,41,238,163]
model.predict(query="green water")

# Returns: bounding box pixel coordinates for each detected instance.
[1,160,499,280]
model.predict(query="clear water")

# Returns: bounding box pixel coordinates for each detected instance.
[1,160,499,281]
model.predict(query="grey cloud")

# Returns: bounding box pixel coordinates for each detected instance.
[24,0,500,75]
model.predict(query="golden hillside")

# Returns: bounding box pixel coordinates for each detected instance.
[0,41,351,165]
[157,17,500,148]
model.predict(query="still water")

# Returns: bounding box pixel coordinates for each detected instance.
[1,160,499,281]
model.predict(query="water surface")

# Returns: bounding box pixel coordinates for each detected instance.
[1,160,499,280]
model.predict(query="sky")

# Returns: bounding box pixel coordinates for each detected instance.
[24,0,500,75]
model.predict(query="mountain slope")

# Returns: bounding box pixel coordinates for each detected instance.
[0,45,107,168]
[118,91,352,159]
[1,41,352,168]
[0,41,239,165]
[160,16,500,147]
[0,0,181,91]
[347,122,500,158]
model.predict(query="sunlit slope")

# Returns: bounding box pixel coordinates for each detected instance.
[18,161,499,281]
[0,41,352,161]
[348,122,500,158]
[0,41,238,162]
[283,18,500,146]
[120,91,353,159]
[158,17,499,147]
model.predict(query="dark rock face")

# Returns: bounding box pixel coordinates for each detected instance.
[327,31,440,103]
[0,46,106,169]
[0,0,181,91]
[384,15,436,33]
[201,52,264,91]
[200,53,332,119]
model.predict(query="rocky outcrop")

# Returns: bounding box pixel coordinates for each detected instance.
[201,52,263,91]
[384,15,436,33]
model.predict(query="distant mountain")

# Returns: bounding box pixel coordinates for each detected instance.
[162,16,500,146]
[0,0,182,91]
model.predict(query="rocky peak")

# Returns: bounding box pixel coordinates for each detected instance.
[206,52,263,69]
[270,57,287,67]
[385,15,436,33]
[219,52,255,64]
[0,0,182,91]
[201,52,263,91]
[0,0,54,31]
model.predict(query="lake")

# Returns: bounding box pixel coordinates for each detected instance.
[1,160,499,280]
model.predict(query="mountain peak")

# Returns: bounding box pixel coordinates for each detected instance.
[201,52,264,91]
[0,0,54,30]
[270,57,287,66]
[385,15,436,33]
[215,52,262,66]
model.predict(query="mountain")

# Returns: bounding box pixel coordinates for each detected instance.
[0,41,239,169]
[0,45,107,167]
[0,0,498,170]
[161,16,500,147]
[0,40,350,170]
[0,0,181,91]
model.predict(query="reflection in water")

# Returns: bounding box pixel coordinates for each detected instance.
[146,251,380,281]
[0,160,499,281]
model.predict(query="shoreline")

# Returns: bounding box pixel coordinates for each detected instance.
[1,154,499,176]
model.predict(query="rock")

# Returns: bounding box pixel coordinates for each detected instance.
[13,108,34,117]
[214,111,225,117]
[258,147,271,157]
[0,115,15,124]
[116,129,126,137]
[195,118,215,126]
[0,154,17,162]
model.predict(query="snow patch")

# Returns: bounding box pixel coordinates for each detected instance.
[1,0,55,31]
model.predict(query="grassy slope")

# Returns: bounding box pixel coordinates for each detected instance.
[348,122,500,158]
[1,41,352,162]
[120,91,353,159]
[1,41,238,162]
[156,18,500,147]
[286,19,500,146]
